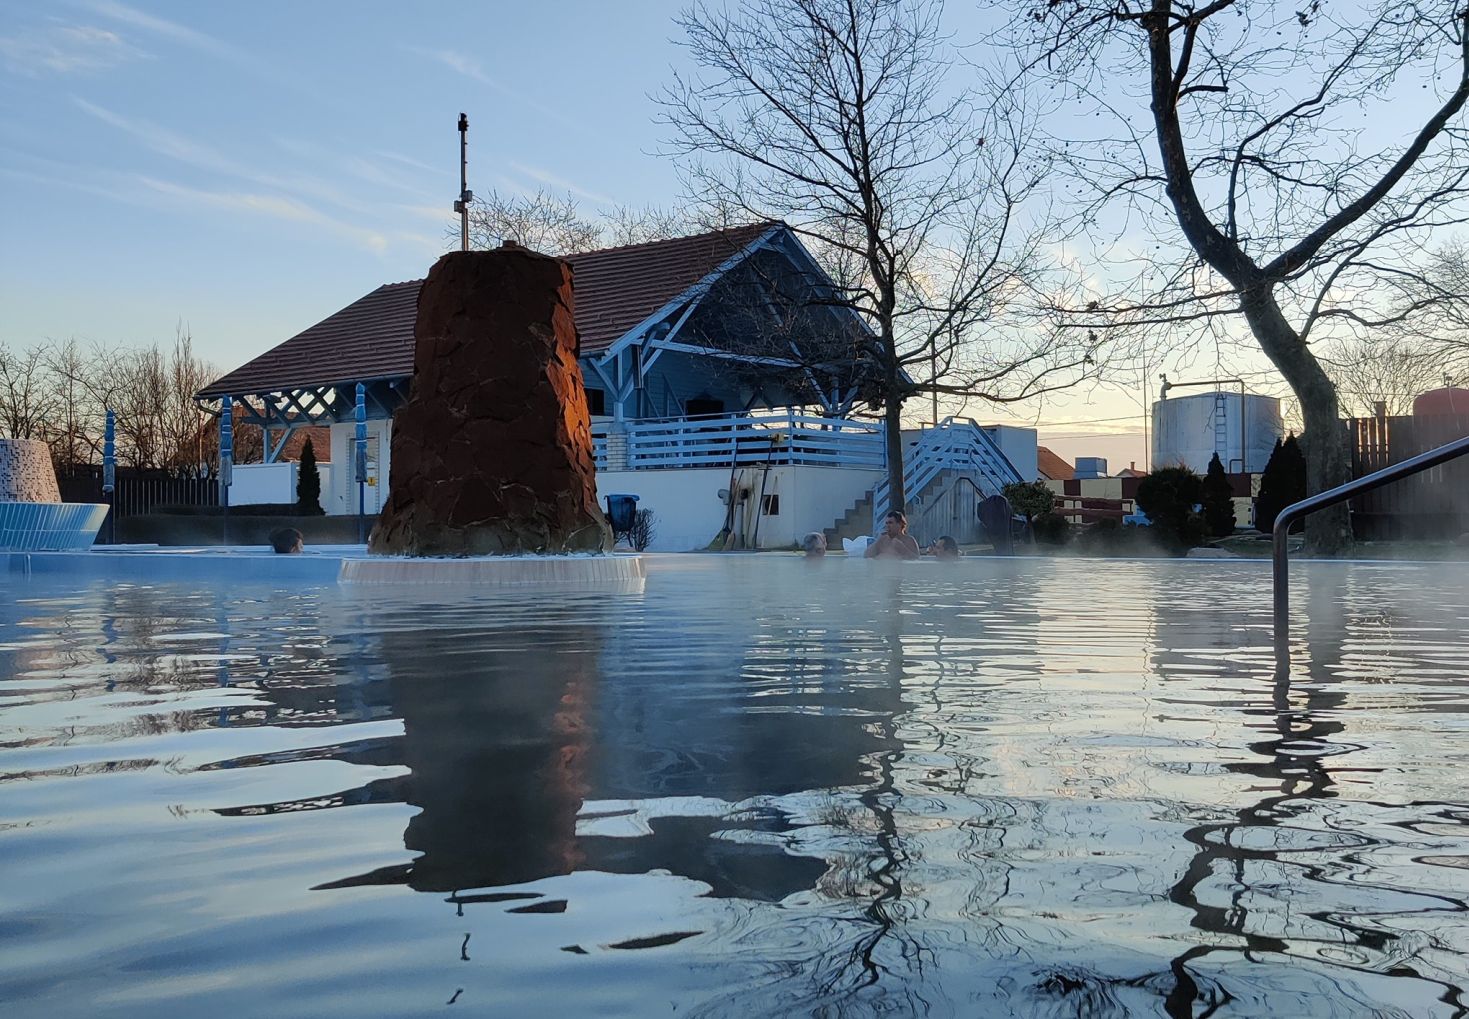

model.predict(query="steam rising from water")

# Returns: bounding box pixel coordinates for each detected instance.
[1,556,1465,1016]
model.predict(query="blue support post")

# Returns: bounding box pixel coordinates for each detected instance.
[219,399,233,546]
[354,383,368,544]
[102,408,116,545]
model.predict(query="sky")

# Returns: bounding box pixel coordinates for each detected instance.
[0,0,1300,470]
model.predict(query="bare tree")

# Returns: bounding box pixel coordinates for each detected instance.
[1322,333,1456,416]
[462,189,604,254]
[1005,0,1469,552]
[461,189,701,255]
[42,338,105,472]
[660,0,1100,510]
[0,341,56,442]
[601,204,692,247]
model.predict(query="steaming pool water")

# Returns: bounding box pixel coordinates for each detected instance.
[1,554,1466,1017]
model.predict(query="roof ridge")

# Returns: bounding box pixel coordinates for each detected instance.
[566,220,780,259]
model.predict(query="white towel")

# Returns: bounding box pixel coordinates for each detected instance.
[841,535,872,555]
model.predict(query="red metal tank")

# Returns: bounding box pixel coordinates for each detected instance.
[1412,387,1469,417]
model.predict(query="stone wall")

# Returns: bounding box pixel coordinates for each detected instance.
[0,439,61,503]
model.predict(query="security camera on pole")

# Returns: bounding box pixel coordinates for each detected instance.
[453,113,472,252]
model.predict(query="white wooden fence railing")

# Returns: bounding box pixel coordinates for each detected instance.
[872,417,1023,522]
[592,412,885,472]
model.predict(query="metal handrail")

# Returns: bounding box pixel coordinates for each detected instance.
[1272,432,1469,673]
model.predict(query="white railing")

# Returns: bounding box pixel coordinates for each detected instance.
[593,411,885,472]
[872,417,1023,522]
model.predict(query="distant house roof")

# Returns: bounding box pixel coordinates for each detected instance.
[1037,446,1074,481]
[274,426,331,462]
[200,222,779,399]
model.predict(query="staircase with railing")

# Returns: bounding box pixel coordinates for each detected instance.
[872,417,1024,524]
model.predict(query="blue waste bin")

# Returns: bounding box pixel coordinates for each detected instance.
[605,493,640,536]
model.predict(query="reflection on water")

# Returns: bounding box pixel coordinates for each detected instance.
[1,558,1466,1017]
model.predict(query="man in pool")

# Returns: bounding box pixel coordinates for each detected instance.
[928,535,962,560]
[269,527,304,554]
[801,532,827,557]
[865,511,921,560]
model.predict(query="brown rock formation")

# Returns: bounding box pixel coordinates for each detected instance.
[369,246,611,556]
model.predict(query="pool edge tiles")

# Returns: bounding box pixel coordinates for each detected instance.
[8,547,348,583]
[338,553,646,586]
[7,548,646,588]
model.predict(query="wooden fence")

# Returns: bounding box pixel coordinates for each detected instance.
[1349,414,1469,539]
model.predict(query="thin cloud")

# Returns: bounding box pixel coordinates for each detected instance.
[274,135,440,200]
[84,0,232,58]
[375,149,440,175]
[135,175,390,254]
[85,0,315,96]
[508,162,615,206]
[75,97,239,177]
[0,23,145,76]
[406,46,589,134]
[76,99,392,221]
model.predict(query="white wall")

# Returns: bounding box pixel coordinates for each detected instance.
[983,425,1039,481]
[231,463,295,506]
[230,461,334,510]
[596,465,879,551]
[327,419,391,515]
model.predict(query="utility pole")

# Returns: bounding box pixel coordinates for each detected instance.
[454,113,472,251]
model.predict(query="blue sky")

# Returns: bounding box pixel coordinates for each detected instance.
[0,1,692,359]
[0,0,1283,468]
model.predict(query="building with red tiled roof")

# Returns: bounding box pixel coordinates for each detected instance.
[199,223,882,521]
[1037,446,1074,481]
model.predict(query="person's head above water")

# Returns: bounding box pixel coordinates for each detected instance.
[801,531,827,557]
[931,535,961,560]
[881,511,908,538]
[269,527,304,554]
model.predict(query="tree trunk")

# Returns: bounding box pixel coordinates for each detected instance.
[883,396,906,513]
[1238,286,1353,555]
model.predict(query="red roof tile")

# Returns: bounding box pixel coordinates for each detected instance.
[1037,446,1074,481]
[200,223,778,398]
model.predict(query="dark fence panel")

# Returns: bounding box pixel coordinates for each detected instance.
[1350,414,1469,540]
[56,466,219,522]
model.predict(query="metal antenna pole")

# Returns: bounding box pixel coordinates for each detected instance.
[455,113,472,252]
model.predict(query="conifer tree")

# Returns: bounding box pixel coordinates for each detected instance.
[1201,453,1235,537]
[1255,435,1307,533]
[297,436,322,514]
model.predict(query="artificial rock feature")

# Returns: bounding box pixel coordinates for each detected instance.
[0,438,62,503]
[369,246,611,556]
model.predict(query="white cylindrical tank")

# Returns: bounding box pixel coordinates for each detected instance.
[1152,392,1283,474]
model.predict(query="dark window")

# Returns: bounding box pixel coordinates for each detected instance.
[586,389,606,416]
[686,397,725,417]
[761,493,780,516]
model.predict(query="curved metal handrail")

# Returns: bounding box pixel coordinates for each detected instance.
[1273,432,1469,674]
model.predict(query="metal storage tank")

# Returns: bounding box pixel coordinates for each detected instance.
[1151,391,1283,474]
[1412,386,1469,417]
[1074,456,1108,479]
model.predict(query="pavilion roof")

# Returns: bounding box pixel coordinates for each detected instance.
[200,222,779,399]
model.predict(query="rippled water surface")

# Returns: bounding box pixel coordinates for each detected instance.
[2,555,1467,1017]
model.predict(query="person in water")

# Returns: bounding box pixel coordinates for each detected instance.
[865,511,921,560]
[269,527,304,554]
[929,535,961,560]
[801,531,827,557]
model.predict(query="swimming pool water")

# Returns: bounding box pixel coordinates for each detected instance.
[2,556,1466,1017]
